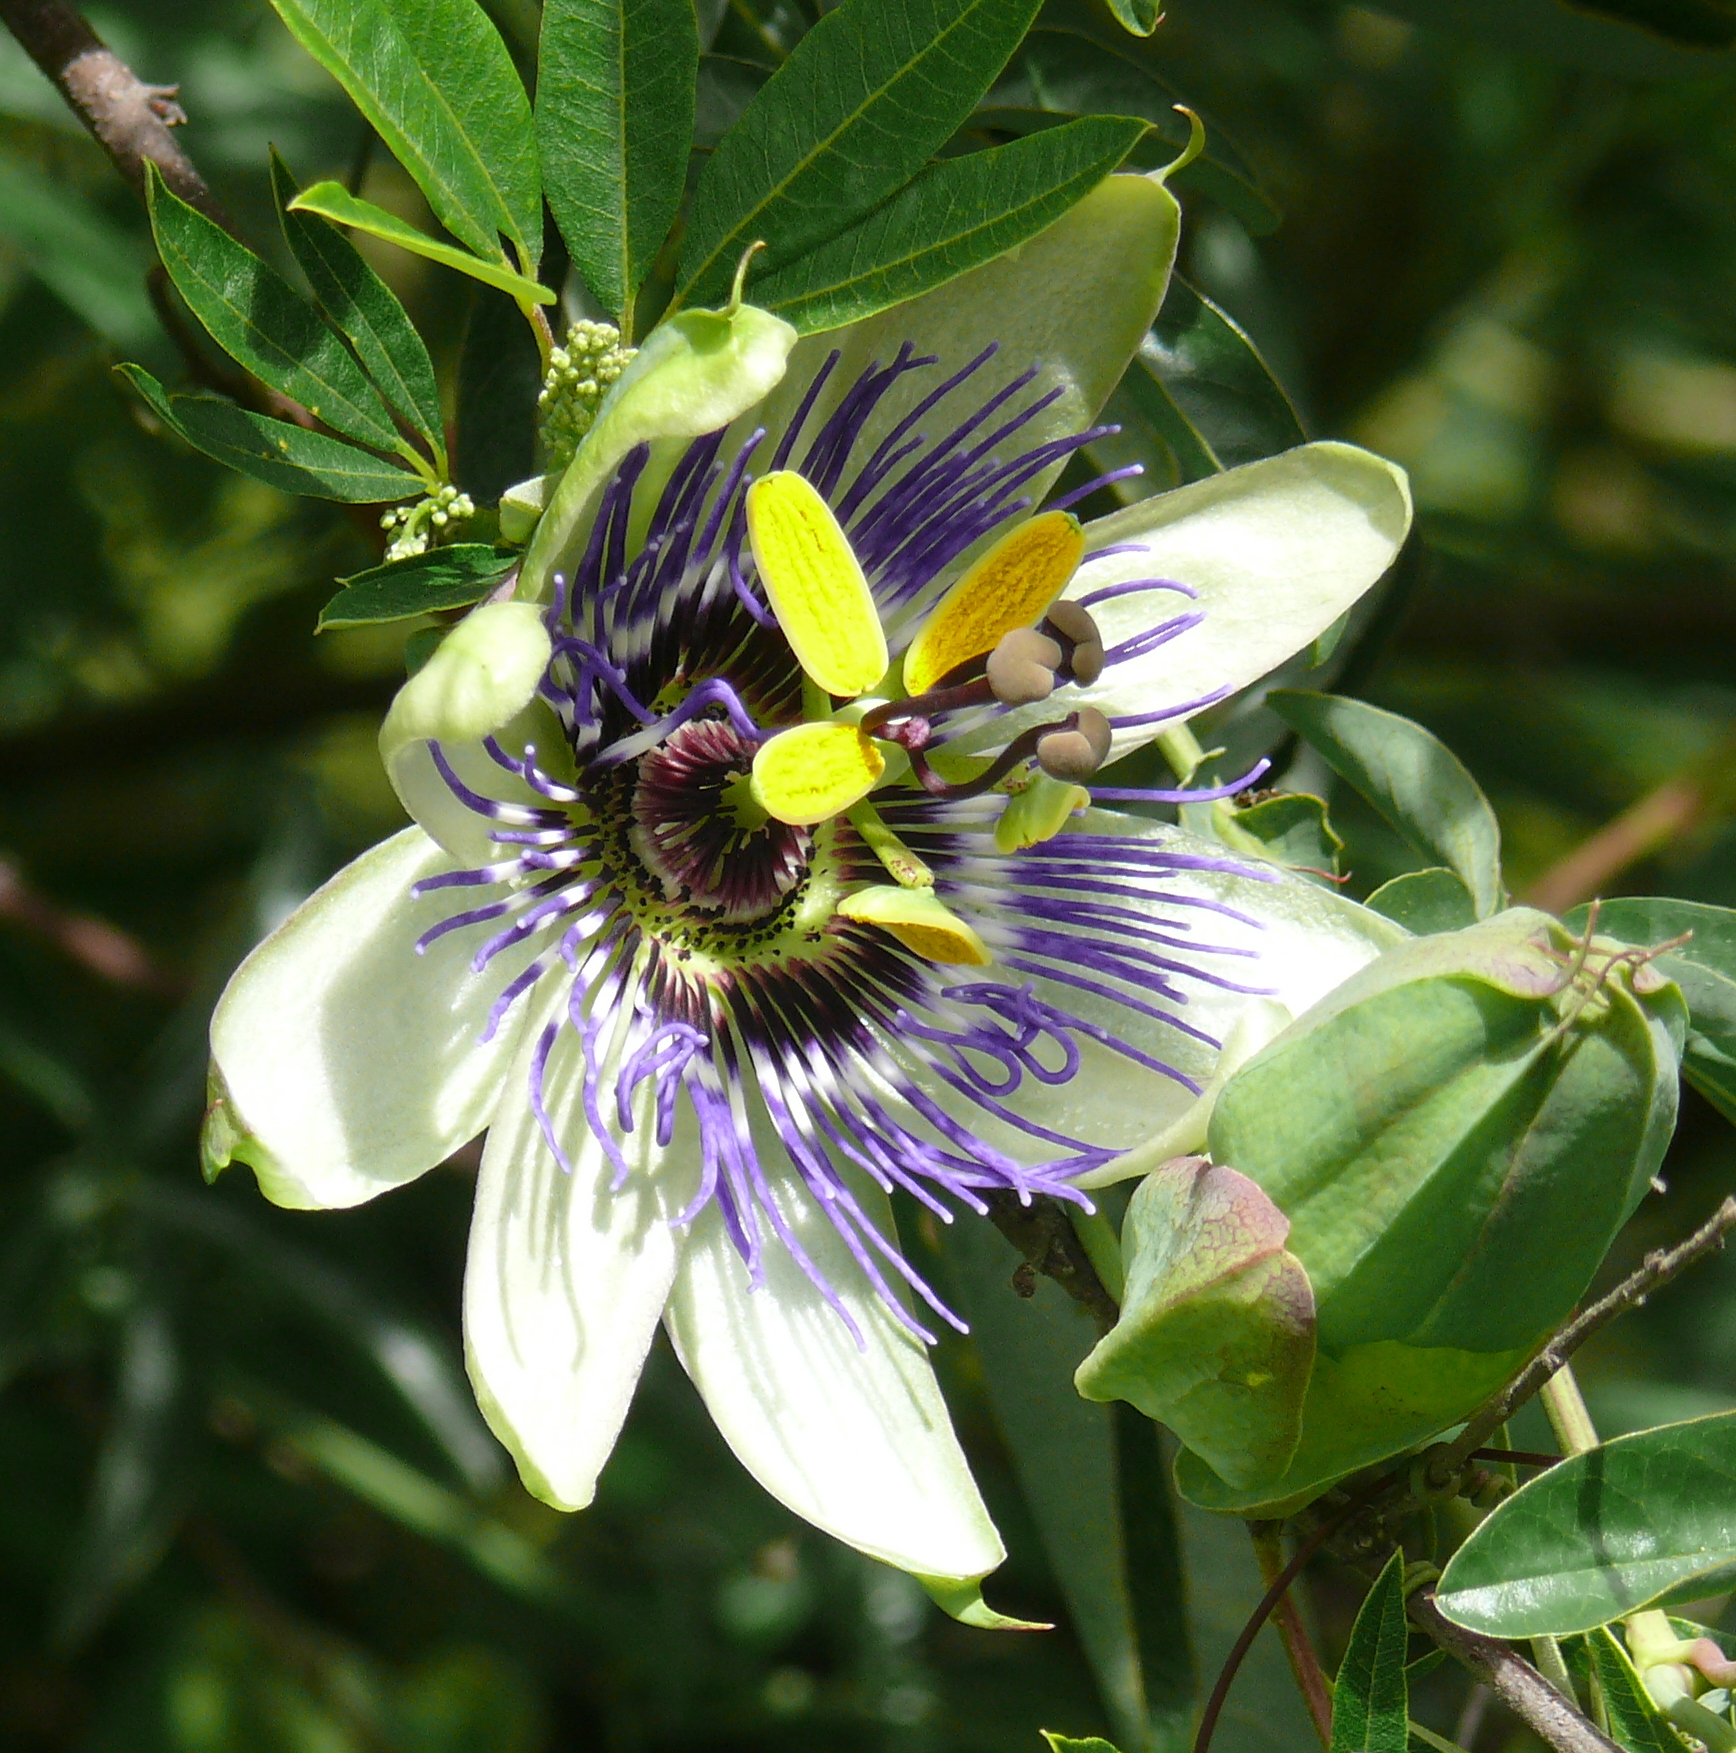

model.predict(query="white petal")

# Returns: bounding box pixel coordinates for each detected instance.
[464,1016,701,1511]
[664,1170,1004,1587]
[206,827,539,1211]
[955,442,1413,760]
[917,816,1405,1167]
[745,174,1179,515]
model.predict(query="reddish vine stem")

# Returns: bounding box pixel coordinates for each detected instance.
[1249,1521,1334,1747]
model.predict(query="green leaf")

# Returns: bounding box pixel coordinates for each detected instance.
[750,116,1146,334]
[1211,793,1343,879]
[271,152,446,463]
[677,0,1044,308]
[1101,0,1159,33]
[1042,1737,1124,1753]
[1435,1413,1736,1638]
[319,545,515,628]
[454,287,542,504]
[537,0,698,327]
[287,184,555,306]
[1268,692,1504,920]
[1566,898,1736,1125]
[267,0,540,265]
[1331,1550,1411,1753]
[1366,869,1479,936]
[146,168,404,455]
[982,34,1280,236]
[942,1220,1188,1753]
[0,153,155,345]
[1118,276,1306,485]
[1588,1628,1683,1753]
[117,364,425,503]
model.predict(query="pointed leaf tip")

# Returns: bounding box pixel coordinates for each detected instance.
[921,1573,1051,1631]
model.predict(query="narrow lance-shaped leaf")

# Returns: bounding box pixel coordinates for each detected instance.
[1435,1412,1736,1638]
[287,185,556,306]
[678,0,1045,308]
[1330,1550,1411,1753]
[538,0,698,329]
[146,167,406,457]
[118,364,426,504]
[1267,691,1504,920]
[751,117,1148,335]
[271,151,446,466]
[319,545,516,629]
[1588,1628,1683,1753]
[268,0,541,266]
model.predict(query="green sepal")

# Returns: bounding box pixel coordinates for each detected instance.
[1076,1157,1315,1493]
[919,1573,1050,1631]
[1211,792,1343,880]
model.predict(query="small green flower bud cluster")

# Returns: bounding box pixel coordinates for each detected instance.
[537,320,637,471]
[381,483,476,561]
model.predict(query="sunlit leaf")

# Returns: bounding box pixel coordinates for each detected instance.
[751,117,1146,334]
[146,168,403,455]
[319,545,516,628]
[1588,1627,1682,1753]
[271,152,446,464]
[1366,869,1478,935]
[1436,1413,1736,1637]
[287,184,555,305]
[678,0,1044,308]
[117,364,425,503]
[267,0,541,265]
[538,0,698,327]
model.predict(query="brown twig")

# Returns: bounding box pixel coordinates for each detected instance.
[0,855,181,996]
[1410,1591,1622,1753]
[1525,774,1710,914]
[1249,1520,1334,1747]
[981,1189,1120,1336]
[0,0,231,228]
[1430,1197,1736,1484]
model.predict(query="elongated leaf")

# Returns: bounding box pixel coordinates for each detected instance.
[0,154,155,345]
[538,0,698,326]
[1436,1413,1736,1638]
[1268,691,1504,920]
[943,1220,1187,1753]
[269,0,538,264]
[982,34,1279,235]
[320,544,515,628]
[1567,897,1736,1125]
[146,170,402,453]
[1119,276,1305,484]
[752,117,1145,334]
[1366,869,1478,936]
[1042,1737,1124,1753]
[117,364,425,503]
[1589,1628,1682,1753]
[678,0,1043,307]
[288,184,555,305]
[1331,1551,1410,1753]
[271,152,445,461]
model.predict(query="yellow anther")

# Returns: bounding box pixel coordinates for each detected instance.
[903,510,1084,697]
[746,470,888,698]
[751,720,884,826]
[994,774,1090,852]
[837,885,992,966]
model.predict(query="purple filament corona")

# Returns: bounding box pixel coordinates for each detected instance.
[411,344,1273,1345]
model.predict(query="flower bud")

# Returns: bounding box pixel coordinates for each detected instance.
[1089,908,1687,1513]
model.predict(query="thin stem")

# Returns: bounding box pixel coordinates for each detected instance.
[1410,1591,1624,1753]
[1249,1521,1334,1748]
[1524,774,1710,914]
[1540,1368,1600,1459]
[981,1190,1119,1337]
[1430,1198,1736,1483]
[0,0,231,228]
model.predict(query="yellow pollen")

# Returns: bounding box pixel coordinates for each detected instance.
[746,470,888,699]
[836,885,992,966]
[751,720,884,825]
[902,509,1085,697]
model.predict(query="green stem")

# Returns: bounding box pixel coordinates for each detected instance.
[1068,1208,1124,1305]
[1156,723,1208,786]
[1540,1366,1599,1457]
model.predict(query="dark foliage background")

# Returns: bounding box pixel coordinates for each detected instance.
[0,0,1733,1746]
